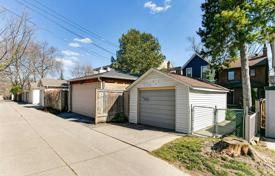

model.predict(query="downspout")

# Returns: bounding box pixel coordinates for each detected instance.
[98,77,104,89]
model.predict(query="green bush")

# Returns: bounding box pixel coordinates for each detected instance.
[110,113,127,123]
[226,109,236,121]
[10,85,22,95]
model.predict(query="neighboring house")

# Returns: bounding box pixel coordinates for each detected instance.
[38,79,68,111]
[127,68,228,133]
[182,54,210,80]
[170,66,182,75]
[68,70,137,119]
[94,60,173,75]
[218,50,269,106]
[93,65,112,74]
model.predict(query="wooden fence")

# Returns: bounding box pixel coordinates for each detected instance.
[256,99,266,130]
[95,89,129,124]
[44,89,68,112]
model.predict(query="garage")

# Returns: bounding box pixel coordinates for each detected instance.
[68,70,137,120]
[71,83,98,117]
[139,89,175,130]
[127,69,229,133]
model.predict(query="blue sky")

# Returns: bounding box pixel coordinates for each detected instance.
[1,0,204,78]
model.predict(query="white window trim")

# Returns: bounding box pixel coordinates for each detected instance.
[201,66,208,79]
[186,67,192,77]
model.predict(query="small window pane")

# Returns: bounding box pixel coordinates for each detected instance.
[201,66,208,79]
[186,68,192,77]
[228,71,235,81]
[250,69,256,77]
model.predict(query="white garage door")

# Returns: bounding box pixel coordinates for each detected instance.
[139,89,175,130]
[72,83,97,117]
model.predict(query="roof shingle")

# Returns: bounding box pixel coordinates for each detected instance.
[226,55,267,69]
[40,79,68,88]
[168,73,229,91]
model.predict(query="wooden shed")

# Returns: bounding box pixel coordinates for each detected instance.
[127,69,229,133]
[68,70,137,123]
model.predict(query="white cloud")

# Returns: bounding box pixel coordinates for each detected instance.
[144,0,172,14]
[56,58,75,67]
[69,42,81,48]
[73,37,92,44]
[62,50,80,57]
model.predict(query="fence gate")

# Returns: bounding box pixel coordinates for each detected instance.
[191,105,244,138]
[95,89,124,124]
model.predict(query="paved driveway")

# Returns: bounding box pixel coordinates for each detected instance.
[0,101,186,176]
[91,123,181,151]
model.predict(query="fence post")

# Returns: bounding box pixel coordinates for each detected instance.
[191,104,194,134]
[213,106,218,137]
[244,106,248,141]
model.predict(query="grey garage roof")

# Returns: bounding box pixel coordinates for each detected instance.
[68,70,138,82]
[39,79,68,88]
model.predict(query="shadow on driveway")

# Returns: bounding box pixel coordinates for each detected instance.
[56,112,94,125]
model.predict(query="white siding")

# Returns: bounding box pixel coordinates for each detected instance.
[32,89,40,105]
[189,90,227,131]
[265,90,275,138]
[129,71,190,133]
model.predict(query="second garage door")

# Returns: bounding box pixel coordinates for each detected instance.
[72,83,97,117]
[139,89,175,130]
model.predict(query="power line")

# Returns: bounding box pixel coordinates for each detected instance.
[30,0,118,48]
[14,0,116,55]
[21,0,118,53]
[0,5,110,60]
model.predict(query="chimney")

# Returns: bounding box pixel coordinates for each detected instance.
[263,43,268,57]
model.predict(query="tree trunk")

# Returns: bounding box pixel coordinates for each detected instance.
[240,44,252,109]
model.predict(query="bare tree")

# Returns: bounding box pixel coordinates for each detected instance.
[26,41,62,81]
[0,12,33,72]
[83,65,94,76]
[71,62,93,78]
[187,36,204,56]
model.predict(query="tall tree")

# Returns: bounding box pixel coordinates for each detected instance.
[0,12,33,72]
[198,0,274,109]
[112,29,165,75]
[26,41,61,81]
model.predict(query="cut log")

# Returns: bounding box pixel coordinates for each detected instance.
[213,136,255,158]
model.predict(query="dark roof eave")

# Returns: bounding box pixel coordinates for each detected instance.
[68,75,137,82]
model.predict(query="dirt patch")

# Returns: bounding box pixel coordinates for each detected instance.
[152,136,274,176]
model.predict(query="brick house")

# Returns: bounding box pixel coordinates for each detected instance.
[218,48,269,107]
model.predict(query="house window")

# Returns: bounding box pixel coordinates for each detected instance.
[186,67,192,77]
[228,70,235,81]
[201,66,208,79]
[250,68,256,77]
